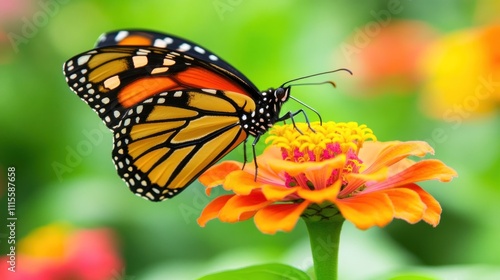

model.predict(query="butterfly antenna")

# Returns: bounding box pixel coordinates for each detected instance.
[287,80,337,88]
[280,68,352,87]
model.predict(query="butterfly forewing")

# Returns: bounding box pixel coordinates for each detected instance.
[95,30,259,94]
[63,46,253,130]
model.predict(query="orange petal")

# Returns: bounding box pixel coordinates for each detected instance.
[261,184,299,201]
[254,201,310,234]
[251,163,285,186]
[218,192,271,223]
[360,141,434,174]
[368,159,458,191]
[356,141,397,166]
[297,180,342,203]
[346,166,388,183]
[197,195,234,227]
[260,146,284,160]
[302,159,341,190]
[341,166,388,197]
[335,192,394,229]
[199,161,241,195]
[383,188,425,224]
[224,170,263,195]
[345,141,434,194]
[240,146,286,185]
[404,184,442,226]
[267,154,346,177]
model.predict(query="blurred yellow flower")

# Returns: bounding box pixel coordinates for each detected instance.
[419,24,500,120]
[197,122,457,234]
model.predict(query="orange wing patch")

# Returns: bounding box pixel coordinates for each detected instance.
[118,66,250,108]
[177,67,248,95]
[118,77,181,107]
[117,35,153,46]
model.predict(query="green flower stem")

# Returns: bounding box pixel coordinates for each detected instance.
[303,214,345,280]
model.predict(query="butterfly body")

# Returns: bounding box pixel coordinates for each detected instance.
[63,30,291,201]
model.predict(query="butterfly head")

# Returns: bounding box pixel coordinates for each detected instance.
[260,86,291,115]
[274,86,291,103]
[261,86,290,103]
[240,86,290,137]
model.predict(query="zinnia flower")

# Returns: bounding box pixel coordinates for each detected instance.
[197,122,457,234]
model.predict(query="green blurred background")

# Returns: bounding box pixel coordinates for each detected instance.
[1,0,499,279]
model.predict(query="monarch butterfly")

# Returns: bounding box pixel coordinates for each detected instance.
[63,30,342,202]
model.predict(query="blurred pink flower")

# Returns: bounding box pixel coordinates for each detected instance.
[0,223,123,280]
[0,0,32,22]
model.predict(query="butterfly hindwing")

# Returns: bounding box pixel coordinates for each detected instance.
[113,89,255,201]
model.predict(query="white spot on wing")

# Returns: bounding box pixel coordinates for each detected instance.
[164,37,174,44]
[201,89,217,94]
[115,31,129,42]
[153,38,167,48]
[163,58,175,66]
[194,46,205,54]
[77,55,91,65]
[136,105,143,114]
[104,75,120,90]
[136,49,151,55]
[132,56,148,68]
[151,67,169,74]
[178,43,191,52]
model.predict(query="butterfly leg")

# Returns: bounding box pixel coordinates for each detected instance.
[242,138,248,170]
[251,134,261,181]
[278,109,316,133]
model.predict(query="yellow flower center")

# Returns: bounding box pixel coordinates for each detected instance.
[267,122,376,159]
[266,121,377,188]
